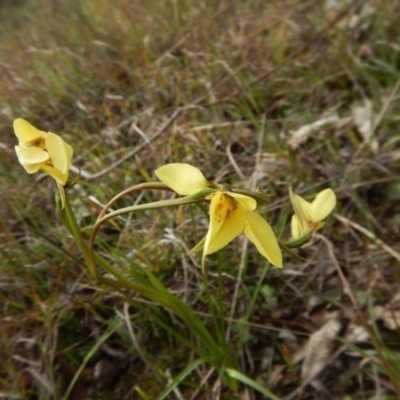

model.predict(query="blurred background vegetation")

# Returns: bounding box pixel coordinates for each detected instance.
[1,0,400,399]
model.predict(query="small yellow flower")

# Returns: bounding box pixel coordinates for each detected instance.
[155,163,282,269]
[197,190,282,268]
[289,187,336,239]
[14,118,73,186]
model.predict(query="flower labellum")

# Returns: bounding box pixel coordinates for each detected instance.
[290,187,336,239]
[14,118,73,186]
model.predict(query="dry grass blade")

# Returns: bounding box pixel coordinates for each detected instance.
[334,213,400,263]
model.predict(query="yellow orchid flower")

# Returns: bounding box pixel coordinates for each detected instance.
[198,190,282,268]
[14,118,73,186]
[289,187,336,239]
[155,163,282,269]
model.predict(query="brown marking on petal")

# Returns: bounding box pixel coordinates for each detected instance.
[214,198,227,223]
[213,194,238,223]
[225,196,238,219]
[27,137,46,150]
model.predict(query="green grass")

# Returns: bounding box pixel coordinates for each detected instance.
[1,0,400,398]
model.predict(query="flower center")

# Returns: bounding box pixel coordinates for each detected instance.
[27,137,46,150]
[26,137,53,166]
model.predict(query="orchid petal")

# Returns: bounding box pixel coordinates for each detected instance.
[15,146,49,165]
[20,163,43,174]
[291,214,301,239]
[46,132,73,175]
[227,192,257,211]
[155,163,209,195]
[205,207,247,255]
[244,212,282,268]
[309,188,336,222]
[203,192,231,256]
[289,187,311,225]
[41,164,69,185]
[14,118,46,145]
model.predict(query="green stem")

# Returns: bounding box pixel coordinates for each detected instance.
[281,233,312,248]
[98,182,173,219]
[97,190,213,226]
[62,192,97,279]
